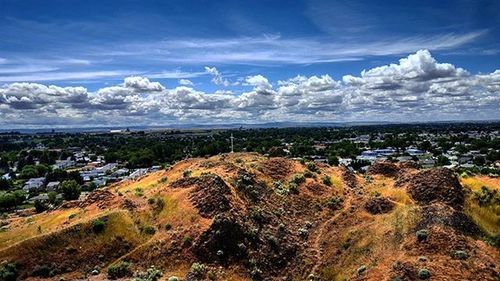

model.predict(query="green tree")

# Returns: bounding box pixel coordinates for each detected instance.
[60,180,81,201]
[436,155,450,166]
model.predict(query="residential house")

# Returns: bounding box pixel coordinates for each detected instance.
[23,177,45,192]
[46,181,60,192]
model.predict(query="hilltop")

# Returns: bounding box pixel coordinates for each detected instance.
[0,153,498,281]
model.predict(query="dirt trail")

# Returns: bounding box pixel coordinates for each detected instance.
[309,194,353,277]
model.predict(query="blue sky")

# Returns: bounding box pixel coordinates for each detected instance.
[0,0,499,127]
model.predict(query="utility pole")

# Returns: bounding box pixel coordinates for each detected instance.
[230,133,234,153]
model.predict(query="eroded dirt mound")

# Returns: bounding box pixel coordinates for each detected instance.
[79,190,117,209]
[398,160,421,170]
[192,212,249,263]
[368,161,420,178]
[59,189,118,209]
[171,174,233,218]
[367,161,400,177]
[190,174,233,218]
[404,225,470,255]
[406,168,464,209]
[364,197,395,214]
[261,157,293,180]
[415,203,481,236]
[341,168,358,188]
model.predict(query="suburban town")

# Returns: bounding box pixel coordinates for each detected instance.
[0,122,498,213]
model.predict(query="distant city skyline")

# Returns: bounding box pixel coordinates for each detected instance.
[0,0,499,127]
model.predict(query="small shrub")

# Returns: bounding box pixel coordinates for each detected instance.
[68,213,77,220]
[454,250,468,260]
[416,229,429,242]
[288,182,299,194]
[298,228,309,238]
[0,262,18,281]
[31,264,53,277]
[107,261,131,279]
[167,277,179,281]
[92,219,106,234]
[158,177,168,184]
[250,208,267,224]
[325,196,343,210]
[183,169,192,178]
[306,162,319,173]
[290,173,305,185]
[150,197,165,214]
[273,181,288,196]
[140,225,156,235]
[165,223,172,230]
[322,175,332,186]
[417,268,431,280]
[189,262,206,277]
[304,170,315,178]
[183,235,193,247]
[207,270,217,280]
[474,186,499,206]
[132,265,162,281]
[135,187,143,197]
[418,256,427,262]
[250,267,262,281]
[357,265,366,275]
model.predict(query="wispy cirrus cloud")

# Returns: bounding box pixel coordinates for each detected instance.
[0,69,207,83]
[80,31,486,65]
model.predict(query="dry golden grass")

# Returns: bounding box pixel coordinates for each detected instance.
[0,207,89,250]
[364,175,413,205]
[461,175,500,192]
[461,176,500,237]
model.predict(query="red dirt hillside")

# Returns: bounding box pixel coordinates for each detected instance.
[0,153,498,281]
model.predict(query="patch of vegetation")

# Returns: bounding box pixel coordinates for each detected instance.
[135,187,144,197]
[189,262,206,278]
[60,180,81,201]
[140,225,156,235]
[473,186,499,206]
[322,175,332,186]
[298,227,309,238]
[273,180,288,196]
[304,170,316,178]
[416,229,429,242]
[183,169,192,178]
[305,162,319,173]
[132,265,162,281]
[183,235,192,247]
[453,250,468,260]
[157,176,168,184]
[357,265,366,275]
[108,261,132,279]
[324,196,343,210]
[289,173,305,185]
[148,196,165,214]
[31,264,56,278]
[34,199,49,213]
[0,262,18,281]
[417,268,431,280]
[288,182,299,194]
[0,190,26,211]
[92,219,106,234]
